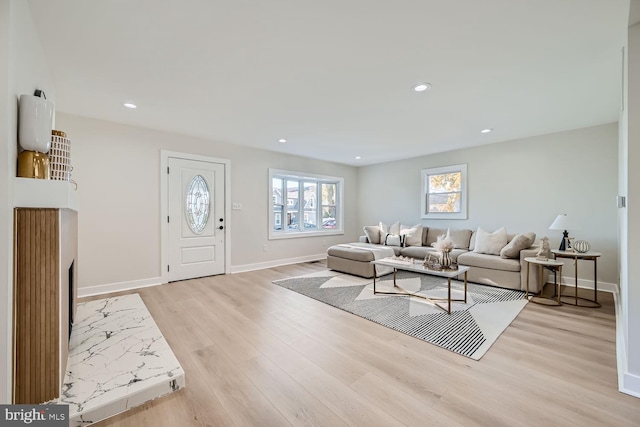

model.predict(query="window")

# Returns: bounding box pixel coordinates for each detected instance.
[269,169,344,239]
[421,164,467,219]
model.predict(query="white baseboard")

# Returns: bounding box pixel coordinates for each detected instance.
[78,276,164,298]
[79,255,327,297]
[230,254,326,274]
[613,285,640,398]
[554,275,619,293]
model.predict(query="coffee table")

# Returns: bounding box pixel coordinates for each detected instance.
[371,258,470,314]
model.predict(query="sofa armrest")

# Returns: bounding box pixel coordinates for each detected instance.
[520,244,541,292]
[359,235,369,243]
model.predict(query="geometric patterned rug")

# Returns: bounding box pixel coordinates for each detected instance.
[273,269,528,360]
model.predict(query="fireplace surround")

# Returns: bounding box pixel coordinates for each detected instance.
[13,207,77,404]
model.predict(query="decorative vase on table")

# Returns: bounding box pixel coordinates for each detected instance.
[441,250,452,269]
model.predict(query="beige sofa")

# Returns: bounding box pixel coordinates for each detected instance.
[327,226,541,292]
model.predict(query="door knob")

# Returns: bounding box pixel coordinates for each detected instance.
[218,226,224,230]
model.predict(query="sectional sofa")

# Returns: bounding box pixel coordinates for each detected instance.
[327,224,542,292]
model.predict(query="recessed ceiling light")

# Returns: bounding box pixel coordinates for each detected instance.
[123,102,137,109]
[480,128,493,134]
[278,138,287,143]
[412,83,431,92]
[355,156,361,160]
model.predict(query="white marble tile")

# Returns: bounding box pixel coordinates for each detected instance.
[59,293,185,426]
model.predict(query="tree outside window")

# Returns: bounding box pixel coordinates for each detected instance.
[421,164,467,219]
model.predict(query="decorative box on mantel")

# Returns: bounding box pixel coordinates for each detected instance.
[12,178,78,404]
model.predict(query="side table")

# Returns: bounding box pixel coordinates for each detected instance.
[524,257,564,306]
[551,250,601,308]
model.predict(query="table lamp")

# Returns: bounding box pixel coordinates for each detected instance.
[549,214,579,251]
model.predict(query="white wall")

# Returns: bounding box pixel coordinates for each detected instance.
[621,16,640,395]
[358,123,619,286]
[0,0,55,404]
[54,113,359,291]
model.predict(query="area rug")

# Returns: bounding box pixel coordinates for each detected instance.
[273,270,528,360]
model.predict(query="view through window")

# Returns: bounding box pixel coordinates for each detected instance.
[269,169,343,238]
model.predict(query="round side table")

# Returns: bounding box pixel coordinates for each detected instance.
[524,257,564,306]
[551,250,602,308]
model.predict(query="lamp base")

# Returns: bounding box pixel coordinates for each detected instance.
[558,230,569,251]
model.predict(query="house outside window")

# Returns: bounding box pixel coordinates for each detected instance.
[269,169,344,239]
[421,164,467,219]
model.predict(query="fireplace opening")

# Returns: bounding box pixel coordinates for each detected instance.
[69,260,75,339]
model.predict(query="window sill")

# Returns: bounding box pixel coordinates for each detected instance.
[269,229,344,240]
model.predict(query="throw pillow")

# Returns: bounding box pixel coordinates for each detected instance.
[379,221,400,242]
[378,222,388,242]
[363,225,381,244]
[389,221,401,235]
[384,233,403,247]
[500,232,536,258]
[473,227,508,255]
[400,224,423,247]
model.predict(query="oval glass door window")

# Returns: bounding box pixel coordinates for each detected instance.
[185,175,210,234]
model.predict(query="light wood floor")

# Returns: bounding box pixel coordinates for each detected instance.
[88,261,640,426]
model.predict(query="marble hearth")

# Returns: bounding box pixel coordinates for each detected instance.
[59,293,185,426]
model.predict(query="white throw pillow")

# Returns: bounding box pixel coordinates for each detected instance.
[378,222,388,242]
[384,233,403,247]
[400,224,423,247]
[473,227,508,255]
[379,221,400,242]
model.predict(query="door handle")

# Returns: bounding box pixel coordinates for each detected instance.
[218,226,224,230]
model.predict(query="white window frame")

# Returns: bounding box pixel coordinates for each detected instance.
[421,164,467,220]
[269,168,344,239]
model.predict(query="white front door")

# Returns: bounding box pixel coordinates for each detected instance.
[168,157,225,282]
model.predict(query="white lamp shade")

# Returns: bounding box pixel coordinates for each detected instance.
[549,214,580,230]
[19,94,54,153]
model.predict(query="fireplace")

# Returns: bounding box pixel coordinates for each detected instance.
[13,208,78,404]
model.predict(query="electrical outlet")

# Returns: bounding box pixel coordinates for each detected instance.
[263,244,268,252]
[232,203,242,210]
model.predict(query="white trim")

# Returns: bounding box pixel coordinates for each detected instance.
[421,163,468,220]
[160,150,231,283]
[77,277,164,298]
[230,254,326,274]
[621,372,640,398]
[556,276,619,293]
[613,285,640,398]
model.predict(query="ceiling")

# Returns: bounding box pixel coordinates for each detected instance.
[27,0,629,166]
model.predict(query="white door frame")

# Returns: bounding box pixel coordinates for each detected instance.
[160,150,231,284]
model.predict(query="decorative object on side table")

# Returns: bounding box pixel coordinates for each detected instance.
[573,240,591,253]
[536,236,551,260]
[548,213,581,251]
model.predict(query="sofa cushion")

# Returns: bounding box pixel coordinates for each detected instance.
[400,224,423,246]
[363,225,381,244]
[425,227,472,249]
[425,228,448,247]
[500,232,536,259]
[327,245,376,262]
[449,229,472,250]
[473,227,508,255]
[457,252,521,272]
[401,246,466,262]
